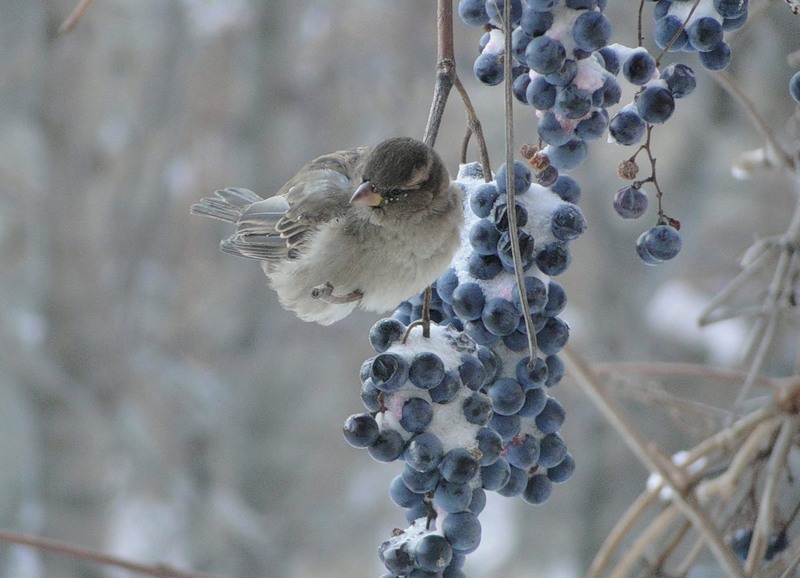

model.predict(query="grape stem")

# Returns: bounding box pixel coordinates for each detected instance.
[0,529,226,578]
[630,125,669,223]
[501,0,538,366]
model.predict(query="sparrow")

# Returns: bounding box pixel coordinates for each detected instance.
[190,137,464,325]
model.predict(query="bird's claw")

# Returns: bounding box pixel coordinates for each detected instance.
[311,282,363,304]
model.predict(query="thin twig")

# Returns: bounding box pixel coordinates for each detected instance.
[711,70,794,170]
[591,361,779,389]
[0,530,229,578]
[563,347,747,578]
[609,506,682,578]
[453,75,492,180]
[58,0,95,33]
[501,0,537,366]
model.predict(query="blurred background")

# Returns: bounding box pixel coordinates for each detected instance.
[0,1,798,577]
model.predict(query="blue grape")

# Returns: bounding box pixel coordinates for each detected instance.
[469,219,501,256]
[525,35,566,74]
[458,0,490,26]
[714,0,748,17]
[572,10,612,52]
[622,49,656,85]
[478,31,491,54]
[654,15,689,50]
[343,413,380,448]
[765,532,789,561]
[551,174,581,203]
[545,59,578,87]
[496,161,532,195]
[791,71,800,104]
[389,474,424,508]
[545,354,565,387]
[369,318,406,353]
[575,109,609,141]
[465,318,502,347]
[513,71,532,104]
[520,6,554,36]
[401,397,434,432]
[415,534,454,573]
[470,183,500,218]
[429,371,462,404]
[555,85,593,119]
[462,391,494,425]
[688,17,723,52]
[497,229,535,272]
[405,432,444,472]
[494,200,529,231]
[722,10,747,30]
[512,276,548,313]
[609,107,646,145]
[443,512,482,552]
[535,241,572,276]
[613,185,648,218]
[526,76,557,109]
[369,428,406,462]
[538,111,572,146]
[518,387,548,417]
[537,317,569,355]
[547,139,587,170]
[441,447,480,484]
[405,501,428,522]
[551,204,586,241]
[379,541,415,575]
[544,280,567,317]
[593,75,622,108]
[409,352,445,389]
[475,426,503,465]
[436,268,459,304]
[486,0,523,25]
[637,225,681,262]
[480,457,511,490]
[511,27,534,64]
[474,51,504,86]
[547,452,575,482]
[458,355,487,391]
[361,378,382,411]
[434,479,474,513]
[402,464,441,493]
[653,0,671,20]
[661,63,696,98]
[477,346,501,384]
[516,356,549,389]
[482,297,522,336]
[535,397,566,434]
[468,487,487,515]
[729,529,753,561]
[535,165,559,188]
[496,465,528,497]
[371,353,410,392]
[487,377,526,416]
[490,412,521,442]
[467,252,503,280]
[598,46,620,75]
[538,432,568,467]
[506,433,541,469]
[699,41,731,70]
[522,473,552,504]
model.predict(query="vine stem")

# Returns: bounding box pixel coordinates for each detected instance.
[500,0,538,365]
[562,347,747,578]
[0,530,228,578]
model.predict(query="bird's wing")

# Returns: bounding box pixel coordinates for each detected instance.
[222,147,368,262]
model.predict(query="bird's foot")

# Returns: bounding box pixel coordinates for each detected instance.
[311,282,363,304]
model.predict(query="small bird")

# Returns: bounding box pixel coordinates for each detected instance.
[191,137,464,325]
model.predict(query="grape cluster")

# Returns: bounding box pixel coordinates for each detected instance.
[651,0,749,71]
[345,162,579,576]
[457,0,759,264]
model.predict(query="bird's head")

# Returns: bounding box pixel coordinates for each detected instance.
[349,137,450,219]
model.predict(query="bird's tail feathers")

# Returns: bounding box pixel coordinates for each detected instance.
[190,188,264,222]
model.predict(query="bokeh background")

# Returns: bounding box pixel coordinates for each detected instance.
[0,1,798,577]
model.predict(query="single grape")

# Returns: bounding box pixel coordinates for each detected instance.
[535,241,572,275]
[714,0,748,18]
[513,72,532,104]
[474,51,504,86]
[511,275,548,313]
[494,200,529,231]
[475,426,503,465]
[537,317,570,355]
[551,204,587,241]
[482,297,523,336]
[490,412,521,442]
[609,106,646,145]
[535,397,566,434]
[443,512,482,552]
[462,391,494,425]
[547,139,588,170]
[343,413,380,448]
[551,174,581,203]
[470,183,500,218]
[371,352,410,392]
[467,252,503,280]
[575,109,609,141]
[496,465,528,497]
[496,160,532,196]
[622,48,656,85]
[440,447,480,484]
[458,0,490,26]
[598,46,620,75]
[545,354,565,387]
[639,225,682,261]
[699,41,731,70]
[487,377,526,416]
[379,541,415,575]
[522,473,553,504]
[415,534,454,573]
[661,63,696,98]
[401,397,434,432]
[405,431,445,472]
[613,185,648,218]
[688,17,723,52]
[654,15,689,50]
[516,356,549,389]
[538,432,568,467]
[429,371,462,404]
[545,59,578,87]
[535,165,559,187]
[480,456,511,490]
[402,463,441,493]
[555,85,593,119]
[436,267,459,304]
[525,35,566,75]
[434,479,474,513]
[368,428,406,462]
[458,355,487,391]
[506,433,541,469]
[497,229,535,272]
[544,280,567,317]
[526,75,557,109]
[469,219,502,256]
[520,5,554,36]
[547,452,575,482]
[518,386,548,417]
[791,71,800,104]
[389,474,423,508]
[572,10,612,52]
[538,111,572,146]
[451,282,485,321]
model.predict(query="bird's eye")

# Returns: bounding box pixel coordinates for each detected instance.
[385,188,405,199]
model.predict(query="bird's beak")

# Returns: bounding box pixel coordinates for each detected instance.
[350,181,383,207]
